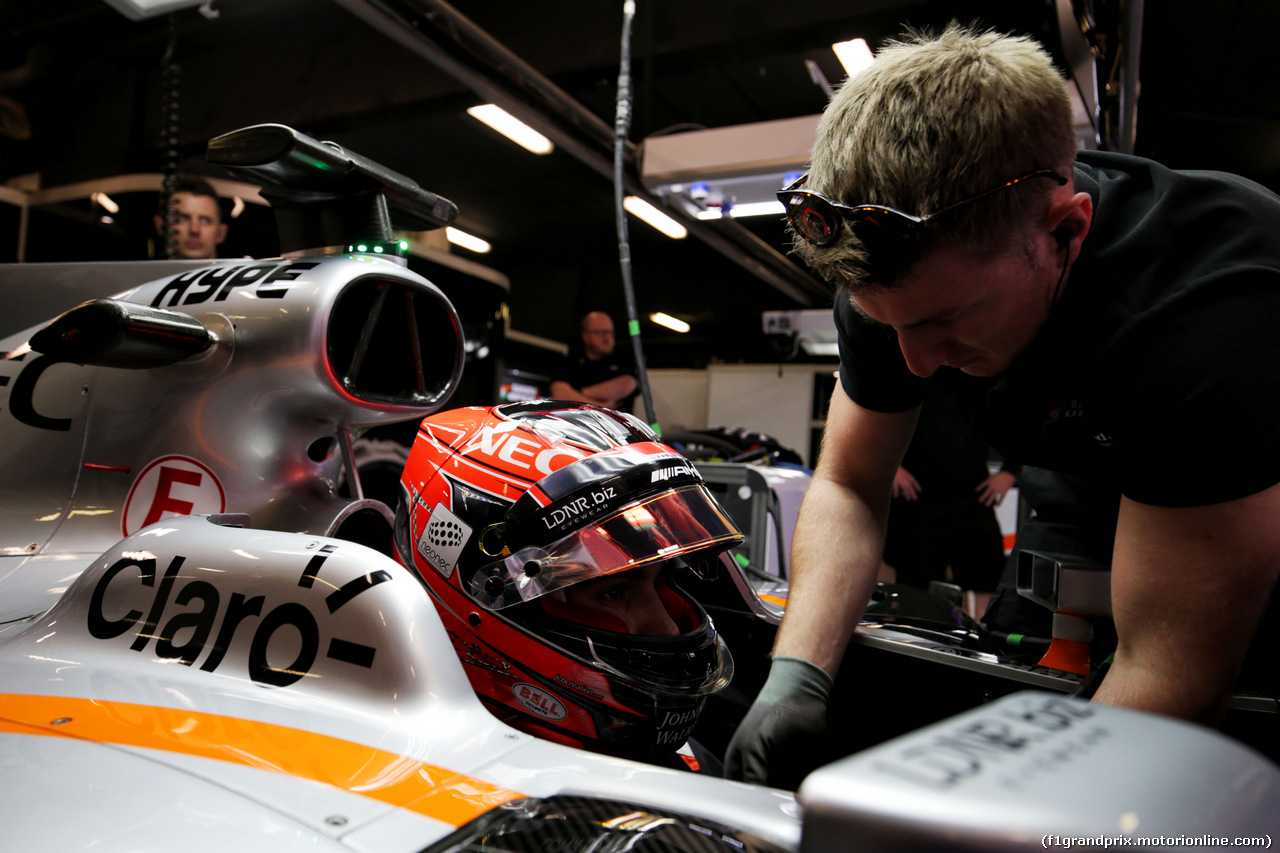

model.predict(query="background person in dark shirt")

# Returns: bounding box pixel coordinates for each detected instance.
[550,311,638,411]
[153,175,227,260]
[882,381,1015,617]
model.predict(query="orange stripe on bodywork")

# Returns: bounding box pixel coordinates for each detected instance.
[759,592,788,607]
[0,693,522,826]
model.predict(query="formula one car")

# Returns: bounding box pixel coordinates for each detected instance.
[1,125,1276,852]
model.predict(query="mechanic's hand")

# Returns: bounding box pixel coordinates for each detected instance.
[724,655,832,790]
[892,466,921,500]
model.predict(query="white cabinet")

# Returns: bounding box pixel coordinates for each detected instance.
[641,364,838,468]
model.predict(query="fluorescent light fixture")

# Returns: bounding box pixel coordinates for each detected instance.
[446,227,491,253]
[90,192,119,214]
[728,200,785,218]
[694,200,784,219]
[102,0,205,20]
[650,312,690,333]
[466,104,554,154]
[832,38,874,78]
[623,196,687,239]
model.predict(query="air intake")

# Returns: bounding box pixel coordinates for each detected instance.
[327,275,463,411]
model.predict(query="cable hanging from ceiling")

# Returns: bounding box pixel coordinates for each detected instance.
[613,0,659,432]
[159,13,182,260]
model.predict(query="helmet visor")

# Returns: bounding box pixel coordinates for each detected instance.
[473,484,741,610]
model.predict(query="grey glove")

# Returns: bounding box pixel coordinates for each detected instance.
[724,655,833,789]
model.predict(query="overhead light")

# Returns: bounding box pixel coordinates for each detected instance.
[694,200,785,220]
[623,196,687,239]
[639,116,818,220]
[832,38,874,78]
[90,192,119,214]
[445,227,491,253]
[728,200,785,218]
[650,312,690,333]
[102,0,205,20]
[466,104,554,155]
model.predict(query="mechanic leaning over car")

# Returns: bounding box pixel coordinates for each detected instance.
[725,23,1280,788]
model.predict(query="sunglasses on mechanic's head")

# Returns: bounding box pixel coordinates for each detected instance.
[778,169,1067,280]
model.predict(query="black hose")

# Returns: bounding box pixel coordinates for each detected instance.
[988,629,1052,648]
[613,0,659,430]
[159,13,181,259]
[733,555,778,585]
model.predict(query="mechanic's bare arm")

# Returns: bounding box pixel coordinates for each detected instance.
[549,374,637,408]
[1093,483,1280,723]
[772,385,918,677]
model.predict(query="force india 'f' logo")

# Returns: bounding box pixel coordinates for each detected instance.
[87,544,388,688]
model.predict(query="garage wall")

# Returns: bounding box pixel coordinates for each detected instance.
[637,368,710,435]
[643,364,837,467]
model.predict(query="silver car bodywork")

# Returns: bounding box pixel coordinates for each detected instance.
[0,252,804,851]
[1,253,461,626]
[0,514,802,852]
[2,511,1275,851]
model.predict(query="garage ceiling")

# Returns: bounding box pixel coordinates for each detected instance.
[3,0,1279,375]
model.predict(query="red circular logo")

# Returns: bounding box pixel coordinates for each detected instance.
[122,455,226,536]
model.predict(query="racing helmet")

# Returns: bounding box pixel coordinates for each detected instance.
[394,401,744,758]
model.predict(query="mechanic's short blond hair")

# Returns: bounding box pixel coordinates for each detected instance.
[800,23,1077,290]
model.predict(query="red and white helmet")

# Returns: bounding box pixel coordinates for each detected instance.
[393,401,743,759]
